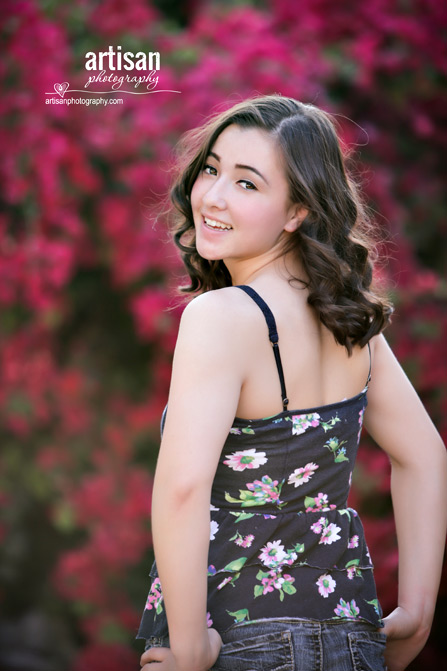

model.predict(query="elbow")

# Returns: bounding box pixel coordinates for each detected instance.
[390,436,447,472]
[152,471,211,512]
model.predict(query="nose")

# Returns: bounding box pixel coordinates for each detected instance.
[202,177,227,210]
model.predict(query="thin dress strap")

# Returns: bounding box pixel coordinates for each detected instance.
[236,285,289,411]
[365,341,372,387]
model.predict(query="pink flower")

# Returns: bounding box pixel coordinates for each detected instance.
[291,412,321,435]
[348,535,359,549]
[261,576,275,594]
[259,540,287,567]
[319,523,341,545]
[206,612,213,628]
[310,517,326,534]
[145,578,163,612]
[235,534,255,548]
[316,573,336,598]
[334,598,360,619]
[223,448,267,471]
[288,462,319,488]
[217,577,232,590]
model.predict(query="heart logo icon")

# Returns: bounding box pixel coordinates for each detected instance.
[54,82,69,98]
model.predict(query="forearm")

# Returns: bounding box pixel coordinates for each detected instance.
[390,444,447,631]
[152,476,212,669]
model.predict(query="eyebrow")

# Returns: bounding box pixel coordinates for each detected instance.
[207,150,269,185]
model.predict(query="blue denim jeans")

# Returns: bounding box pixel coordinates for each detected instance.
[144,617,387,671]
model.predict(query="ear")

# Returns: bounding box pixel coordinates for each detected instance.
[284,204,308,233]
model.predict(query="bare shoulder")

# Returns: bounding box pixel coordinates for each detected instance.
[181,286,251,319]
[175,287,252,368]
[178,287,253,341]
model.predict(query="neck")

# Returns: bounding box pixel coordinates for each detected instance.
[225,249,308,288]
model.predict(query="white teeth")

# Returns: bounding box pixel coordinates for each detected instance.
[204,217,232,230]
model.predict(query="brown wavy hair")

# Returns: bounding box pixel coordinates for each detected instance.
[167,94,393,353]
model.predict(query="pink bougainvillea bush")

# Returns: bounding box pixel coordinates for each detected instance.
[1,0,445,668]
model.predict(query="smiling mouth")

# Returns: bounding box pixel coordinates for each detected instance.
[203,216,232,231]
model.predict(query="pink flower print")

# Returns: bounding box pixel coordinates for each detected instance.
[319,522,341,545]
[145,578,163,615]
[256,568,296,599]
[347,566,356,580]
[245,476,283,505]
[272,574,285,589]
[357,408,365,442]
[305,492,336,512]
[292,412,321,435]
[348,535,359,549]
[223,448,267,471]
[217,576,233,590]
[259,540,298,568]
[259,540,287,567]
[314,493,332,509]
[206,612,213,627]
[288,462,319,488]
[235,533,255,548]
[334,598,360,619]
[261,575,275,595]
[268,570,295,594]
[310,517,326,534]
[225,476,284,508]
[316,573,336,598]
[210,520,219,540]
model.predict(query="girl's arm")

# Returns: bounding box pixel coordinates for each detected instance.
[141,290,248,671]
[364,334,447,671]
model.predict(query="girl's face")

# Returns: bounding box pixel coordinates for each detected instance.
[190,124,304,274]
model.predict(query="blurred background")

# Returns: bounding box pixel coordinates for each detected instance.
[1,0,446,669]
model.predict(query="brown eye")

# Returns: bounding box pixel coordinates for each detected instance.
[239,180,257,190]
[203,164,217,175]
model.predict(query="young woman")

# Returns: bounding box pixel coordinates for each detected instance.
[137,95,447,671]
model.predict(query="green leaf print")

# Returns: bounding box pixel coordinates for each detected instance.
[324,437,349,463]
[366,599,381,615]
[339,509,352,521]
[321,415,341,432]
[293,543,305,554]
[225,476,284,508]
[225,492,260,507]
[241,427,255,434]
[254,584,264,598]
[227,608,250,623]
[282,583,297,596]
[304,496,315,509]
[345,559,360,568]
[230,511,255,523]
[256,569,269,581]
[223,557,248,572]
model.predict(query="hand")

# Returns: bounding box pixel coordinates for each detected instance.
[381,607,431,671]
[140,628,222,671]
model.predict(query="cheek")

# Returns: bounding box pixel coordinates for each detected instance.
[190,177,204,211]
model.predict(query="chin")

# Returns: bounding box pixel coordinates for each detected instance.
[195,244,221,262]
